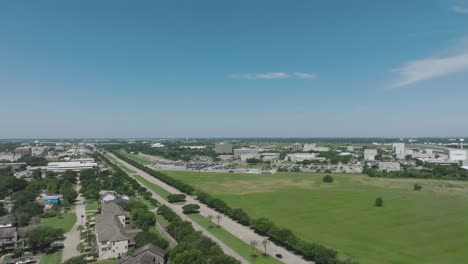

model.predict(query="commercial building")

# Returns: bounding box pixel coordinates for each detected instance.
[260,153,281,162]
[448,149,467,162]
[378,162,401,172]
[291,143,303,152]
[15,147,32,157]
[364,149,378,161]
[215,143,233,154]
[95,203,131,260]
[240,154,261,161]
[234,148,259,158]
[47,161,98,172]
[302,144,317,152]
[392,143,405,154]
[286,153,322,162]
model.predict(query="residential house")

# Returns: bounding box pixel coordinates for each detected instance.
[118,244,166,264]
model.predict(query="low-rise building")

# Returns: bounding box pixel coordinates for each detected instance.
[260,153,281,162]
[364,149,378,161]
[448,149,467,162]
[15,147,32,157]
[95,203,131,260]
[378,162,401,172]
[234,148,259,158]
[286,153,323,162]
[302,144,317,152]
[240,154,261,161]
[47,161,98,172]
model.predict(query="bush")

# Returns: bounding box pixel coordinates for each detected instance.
[413,184,422,191]
[375,197,383,207]
[168,194,187,203]
[182,204,200,214]
[322,175,334,183]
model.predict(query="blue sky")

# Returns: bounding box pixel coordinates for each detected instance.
[1,0,468,138]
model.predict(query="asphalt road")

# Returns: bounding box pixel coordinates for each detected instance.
[108,152,312,264]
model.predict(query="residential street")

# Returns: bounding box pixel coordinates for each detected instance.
[61,184,86,262]
[108,152,312,264]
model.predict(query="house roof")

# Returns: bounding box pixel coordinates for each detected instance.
[0,227,16,239]
[95,204,129,242]
[0,215,15,227]
[118,244,166,264]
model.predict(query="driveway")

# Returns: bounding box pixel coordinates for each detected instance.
[62,184,86,262]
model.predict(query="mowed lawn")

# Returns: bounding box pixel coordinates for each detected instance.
[166,170,468,264]
[41,212,77,232]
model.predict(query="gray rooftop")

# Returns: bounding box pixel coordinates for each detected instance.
[95,203,129,242]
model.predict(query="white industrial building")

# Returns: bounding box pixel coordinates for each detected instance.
[47,161,98,172]
[364,149,378,161]
[234,148,259,158]
[240,154,261,161]
[378,162,401,172]
[260,153,281,162]
[302,144,317,152]
[448,149,467,162]
[286,153,324,162]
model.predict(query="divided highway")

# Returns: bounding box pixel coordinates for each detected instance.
[106,152,312,264]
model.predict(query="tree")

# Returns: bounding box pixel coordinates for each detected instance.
[134,231,169,249]
[25,226,64,251]
[216,214,222,226]
[168,194,187,203]
[207,215,214,226]
[131,208,156,231]
[250,240,258,256]
[261,239,269,255]
[322,175,334,183]
[375,197,383,207]
[182,204,200,214]
[172,249,207,264]
[414,184,423,191]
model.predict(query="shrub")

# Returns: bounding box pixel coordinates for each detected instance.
[182,204,200,214]
[413,183,422,191]
[168,194,187,203]
[375,197,383,207]
[322,175,334,183]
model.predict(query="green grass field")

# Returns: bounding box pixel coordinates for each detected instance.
[85,201,100,211]
[188,213,283,264]
[39,250,61,264]
[118,149,153,165]
[166,170,468,264]
[41,212,77,232]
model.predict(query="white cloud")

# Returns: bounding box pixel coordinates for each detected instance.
[229,72,317,80]
[293,72,317,79]
[453,5,468,14]
[390,49,468,88]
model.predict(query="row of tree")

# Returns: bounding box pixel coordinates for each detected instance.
[363,164,468,181]
[110,149,353,264]
[157,205,240,264]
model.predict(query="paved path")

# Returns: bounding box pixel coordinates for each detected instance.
[108,152,312,264]
[106,152,249,264]
[62,183,86,262]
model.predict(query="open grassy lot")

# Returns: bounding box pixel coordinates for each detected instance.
[166,170,468,264]
[39,250,62,264]
[85,200,100,211]
[188,213,283,264]
[41,212,77,232]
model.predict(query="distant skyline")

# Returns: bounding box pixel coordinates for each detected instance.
[1,0,468,138]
